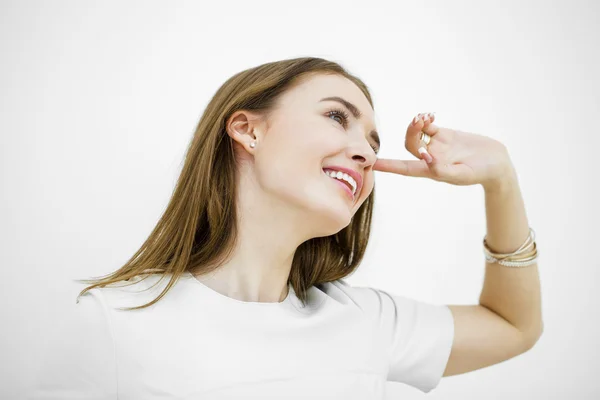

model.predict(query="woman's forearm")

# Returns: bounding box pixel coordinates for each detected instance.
[478,166,544,343]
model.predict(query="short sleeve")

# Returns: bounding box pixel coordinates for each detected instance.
[26,289,118,399]
[331,280,455,393]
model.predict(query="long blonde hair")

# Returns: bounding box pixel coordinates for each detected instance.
[75,57,377,311]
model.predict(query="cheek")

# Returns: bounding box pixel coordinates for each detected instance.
[268,124,341,169]
[289,118,341,151]
[276,122,318,151]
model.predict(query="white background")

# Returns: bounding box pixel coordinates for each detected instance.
[2,0,599,398]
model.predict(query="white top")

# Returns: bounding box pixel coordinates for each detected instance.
[28,271,454,399]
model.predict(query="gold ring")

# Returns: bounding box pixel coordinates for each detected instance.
[420,132,431,146]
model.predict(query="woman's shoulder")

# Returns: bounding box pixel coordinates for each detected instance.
[76,272,184,311]
[314,278,437,316]
[313,278,374,307]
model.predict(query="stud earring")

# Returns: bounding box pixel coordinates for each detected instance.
[250,141,256,148]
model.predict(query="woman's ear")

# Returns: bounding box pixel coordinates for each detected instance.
[226,110,264,153]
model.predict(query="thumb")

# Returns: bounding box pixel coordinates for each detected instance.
[373,158,431,178]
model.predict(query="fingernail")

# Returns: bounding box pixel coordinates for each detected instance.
[412,115,419,125]
[418,147,432,163]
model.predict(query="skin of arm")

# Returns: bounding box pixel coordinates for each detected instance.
[444,164,543,377]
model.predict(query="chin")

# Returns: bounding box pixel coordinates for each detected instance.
[314,202,354,236]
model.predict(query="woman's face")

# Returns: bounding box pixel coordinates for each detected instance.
[233,73,380,235]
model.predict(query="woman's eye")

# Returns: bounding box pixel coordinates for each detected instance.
[327,108,379,155]
[326,108,349,127]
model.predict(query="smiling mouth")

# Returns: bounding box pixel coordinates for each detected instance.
[332,176,353,192]
[322,169,357,200]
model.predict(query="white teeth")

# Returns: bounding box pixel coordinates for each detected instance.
[324,169,357,195]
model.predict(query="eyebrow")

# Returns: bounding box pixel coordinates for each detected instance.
[319,96,380,148]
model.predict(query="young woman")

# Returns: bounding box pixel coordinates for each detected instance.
[28,57,542,399]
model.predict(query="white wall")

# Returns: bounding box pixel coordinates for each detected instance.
[2,0,598,398]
